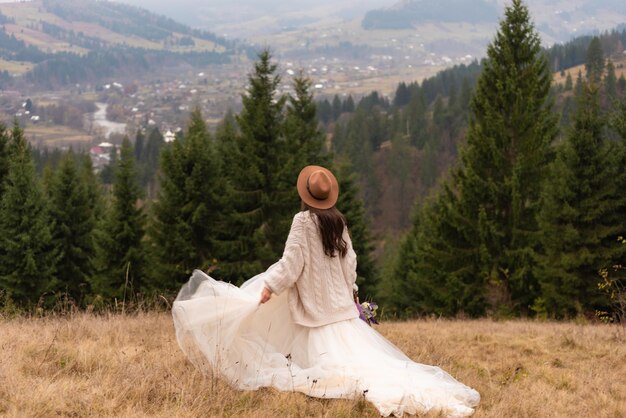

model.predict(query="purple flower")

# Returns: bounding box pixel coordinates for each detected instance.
[355,301,367,322]
[359,301,379,325]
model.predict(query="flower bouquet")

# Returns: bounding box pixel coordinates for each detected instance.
[353,284,379,325]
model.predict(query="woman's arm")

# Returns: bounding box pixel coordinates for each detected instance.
[341,226,358,287]
[261,214,305,300]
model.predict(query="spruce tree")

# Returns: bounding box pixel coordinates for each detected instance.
[332,95,342,120]
[335,160,378,299]
[282,74,330,197]
[398,0,558,316]
[605,60,617,101]
[394,82,411,107]
[610,95,626,265]
[564,73,573,91]
[149,109,224,289]
[405,88,428,148]
[585,37,605,83]
[453,0,557,314]
[285,75,327,167]
[342,95,355,113]
[0,124,57,305]
[81,154,104,222]
[48,150,97,303]
[93,138,146,300]
[386,184,486,317]
[0,123,10,197]
[222,50,290,283]
[537,84,619,317]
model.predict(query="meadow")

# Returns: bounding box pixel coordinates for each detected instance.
[0,312,624,417]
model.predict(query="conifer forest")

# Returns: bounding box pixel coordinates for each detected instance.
[1,0,626,321]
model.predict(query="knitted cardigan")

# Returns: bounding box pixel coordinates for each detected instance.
[264,211,359,327]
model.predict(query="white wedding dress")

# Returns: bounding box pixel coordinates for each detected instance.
[172,269,480,417]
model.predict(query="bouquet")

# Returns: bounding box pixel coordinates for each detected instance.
[353,284,379,325]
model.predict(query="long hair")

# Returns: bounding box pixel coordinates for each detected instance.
[302,202,348,257]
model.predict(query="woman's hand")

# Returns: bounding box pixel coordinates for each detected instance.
[259,287,272,304]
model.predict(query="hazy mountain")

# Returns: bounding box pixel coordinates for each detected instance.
[0,0,240,87]
[364,0,626,44]
[363,0,499,29]
[117,0,395,37]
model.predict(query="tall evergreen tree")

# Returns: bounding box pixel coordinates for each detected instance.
[342,95,355,113]
[149,109,224,289]
[335,159,378,299]
[585,37,605,83]
[536,84,619,317]
[0,124,57,305]
[81,154,104,222]
[221,50,290,284]
[395,0,558,316]
[452,0,557,314]
[564,73,573,91]
[0,123,10,197]
[284,75,329,172]
[332,95,342,120]
[605,60,617,102]
[48,150,97,303]
[93,138,146,300]
[384,186,486,317]
[405,88,428,148]
[394,82,411,107]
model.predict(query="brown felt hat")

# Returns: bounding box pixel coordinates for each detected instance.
[297,165,339,210]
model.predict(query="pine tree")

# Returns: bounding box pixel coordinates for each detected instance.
[585,37,605,83]
[385,184,486,317]
[610,95,626,262]
[134,129,145,161]
[564,73,573,91]
[574,70,584,96]
[81,154,104,222]
[605,60,617,101]
[335,159,378,300]
[48,150,97,303]
[220,50,290,284]
[284,74,329,172]
[405,88,428,148]
[332,95,342,120]
[138,128,165,195]
[394,82,411,107]
[149,109,224,289]
[536,84,619,317]
[0,124,57,305]
[342,95,355,113]
[317,99,332,124]
[399,0,558,316]
[0,123,10,196]
[93,138,146,300]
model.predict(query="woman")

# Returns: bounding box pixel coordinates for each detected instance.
[172,165,480,417]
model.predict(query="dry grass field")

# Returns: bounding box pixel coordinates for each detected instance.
[23,125,94,149]
[0,312,624,417]
[553,54,626,86]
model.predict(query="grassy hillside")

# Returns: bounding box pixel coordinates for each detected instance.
[0,0,227,53]
[0,313,624,416]
[0,0,236,79]
[553,54,626,85]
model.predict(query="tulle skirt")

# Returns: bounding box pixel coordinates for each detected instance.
[172,270,480,417]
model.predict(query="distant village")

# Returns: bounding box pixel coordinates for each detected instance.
[0,33,480,168]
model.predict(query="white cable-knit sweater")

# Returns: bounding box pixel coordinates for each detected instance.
[264,210,359,327]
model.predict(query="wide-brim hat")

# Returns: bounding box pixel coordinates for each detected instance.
[297,165,339,210]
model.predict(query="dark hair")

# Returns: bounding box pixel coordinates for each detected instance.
[302,202,348,257]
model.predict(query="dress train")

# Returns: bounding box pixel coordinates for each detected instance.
[172,269,480,417]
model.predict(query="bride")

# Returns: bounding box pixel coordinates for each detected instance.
[172,165,480,417]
